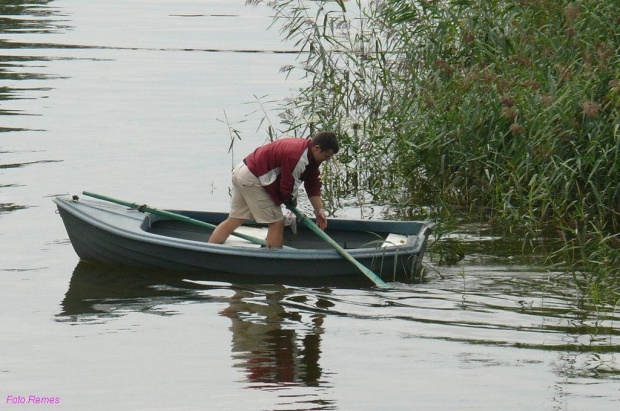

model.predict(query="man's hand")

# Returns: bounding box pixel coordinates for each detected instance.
[315,208,327,230]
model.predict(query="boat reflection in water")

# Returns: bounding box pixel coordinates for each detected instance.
[58,262,343,392]
[57,262,209,319]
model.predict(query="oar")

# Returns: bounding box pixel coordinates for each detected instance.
[285,204,388,288]
[82,191,289,249]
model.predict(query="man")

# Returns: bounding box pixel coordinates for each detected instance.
[209,131,339,249]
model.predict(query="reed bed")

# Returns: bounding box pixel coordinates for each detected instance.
[248,0,619,303]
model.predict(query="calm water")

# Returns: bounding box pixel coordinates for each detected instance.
[1,1,619,410]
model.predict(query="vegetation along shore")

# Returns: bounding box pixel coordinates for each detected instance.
[246,0,619,304]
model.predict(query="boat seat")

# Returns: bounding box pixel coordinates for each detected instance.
[225,226,268,248]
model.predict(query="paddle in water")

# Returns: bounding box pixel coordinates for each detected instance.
[285,204,388,288]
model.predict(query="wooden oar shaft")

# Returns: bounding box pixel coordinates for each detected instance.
[82,191,273,248]
[286,205,388,288]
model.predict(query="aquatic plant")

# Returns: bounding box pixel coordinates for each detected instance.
[248,0,620,302]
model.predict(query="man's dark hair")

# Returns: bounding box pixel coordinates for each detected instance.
[311,131,339,154]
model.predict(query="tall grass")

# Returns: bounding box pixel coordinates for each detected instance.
[249,0,620,302]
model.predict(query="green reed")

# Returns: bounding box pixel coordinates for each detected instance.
[248,0,619,302]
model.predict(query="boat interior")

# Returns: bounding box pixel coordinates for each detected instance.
[146,219,406,250]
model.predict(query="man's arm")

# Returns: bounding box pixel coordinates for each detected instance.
[309,196,327,230]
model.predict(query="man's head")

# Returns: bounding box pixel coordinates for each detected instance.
[310,131,339,164]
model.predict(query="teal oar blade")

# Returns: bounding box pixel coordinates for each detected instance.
[82,191,292,249]
[285,204,388,288]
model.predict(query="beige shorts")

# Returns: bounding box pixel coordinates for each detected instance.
[229,162,283,224]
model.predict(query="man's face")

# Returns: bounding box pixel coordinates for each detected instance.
[311,146,335,164]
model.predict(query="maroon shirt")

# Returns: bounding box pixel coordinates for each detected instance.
[244,138,322,206]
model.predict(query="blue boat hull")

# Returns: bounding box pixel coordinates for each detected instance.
[54,195,433,282]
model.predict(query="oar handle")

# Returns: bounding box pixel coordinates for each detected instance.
[285,204,388,288]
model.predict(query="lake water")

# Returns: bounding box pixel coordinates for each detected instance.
[1,1,619,410]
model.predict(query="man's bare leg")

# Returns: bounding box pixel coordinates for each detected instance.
[266,219,285,249]
[208,217,245,244]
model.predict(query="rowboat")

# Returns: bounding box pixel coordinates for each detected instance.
[53,194,434,282]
